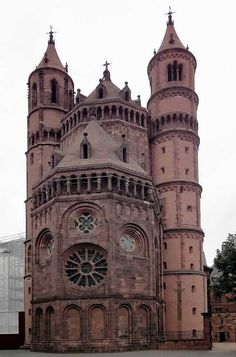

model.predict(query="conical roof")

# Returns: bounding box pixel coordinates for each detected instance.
[157,13,185,53]
[57,120,146,175]
[37,31,66,72]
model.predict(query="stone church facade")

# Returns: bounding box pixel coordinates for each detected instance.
[24,12,208,352]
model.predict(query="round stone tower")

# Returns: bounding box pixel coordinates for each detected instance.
[147,11,207,336]
[25,30,74,345]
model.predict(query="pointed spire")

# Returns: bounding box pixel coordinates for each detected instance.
[157,8,185,53]
[37,27,66,72]
[102,60,111,81]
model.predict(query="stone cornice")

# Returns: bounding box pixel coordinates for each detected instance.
[31,192,155,216]
[28,66,74,85]
[32,294,158,304]
[163,227,204,236]
[32,163,151,190]
[147,86,198,108]
[155,180,202,193]
[150,128,200,145]
[147,48,197,73]
[28,105,68,117]
[164,270,206,277]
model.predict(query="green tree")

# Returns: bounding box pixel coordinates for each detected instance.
[213,233,236,300]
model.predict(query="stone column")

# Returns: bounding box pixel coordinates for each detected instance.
[87,176,91,193]
[108,174,112,192]
[97,177,101,192]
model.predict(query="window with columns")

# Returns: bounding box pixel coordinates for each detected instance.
[168,61,183,81]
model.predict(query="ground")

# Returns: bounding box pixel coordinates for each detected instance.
[0,343,236,357]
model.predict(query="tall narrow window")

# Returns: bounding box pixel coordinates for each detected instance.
[51,80,57,103]
[125,91,129,101]
[178,64,183,80]
[173,61,177,81]
[32,83,37,107]
[122,147,127,162]
[168,64,172,81]
[83,144,88,159]
[167,62,183,81]
[98,88,103,99]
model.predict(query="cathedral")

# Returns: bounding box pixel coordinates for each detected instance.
[24,11,209,352]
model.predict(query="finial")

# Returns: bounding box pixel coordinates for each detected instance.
[103,60,110,71]
[186,44,189,50]
[165,6,175,25]
[125,81,128,86]
[65,62,68,72]
[102,60,111,81]
[153,48,156,55]
[46,25,56,44]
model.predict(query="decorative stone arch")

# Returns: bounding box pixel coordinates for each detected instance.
[63,305,82,340]
[119,223,149,257]
[136,304,151,340]
[117,304,133,338]
[88,304,107,339]
[35,307,44,340]
[62,201,107,239]
[35,228,54,265]
[46,306,55,340]
[104,105,110,120]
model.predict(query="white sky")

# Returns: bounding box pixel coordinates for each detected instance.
[0,0,235,265]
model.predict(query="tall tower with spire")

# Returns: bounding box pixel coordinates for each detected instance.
[25,29,74,345]
[147,9,207,335]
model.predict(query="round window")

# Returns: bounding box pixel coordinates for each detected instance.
[65,247,107,288]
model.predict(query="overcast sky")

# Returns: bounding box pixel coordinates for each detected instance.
[0,0,235,265]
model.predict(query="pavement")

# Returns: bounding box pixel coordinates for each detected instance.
[0,343,235,357]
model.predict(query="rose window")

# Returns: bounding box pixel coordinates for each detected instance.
[65,247,107,287]
[75,213,96,234]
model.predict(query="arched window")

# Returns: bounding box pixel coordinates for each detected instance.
[69,90,73,110]
[83,144,88,159]
[125,91,129,101]
[98,88,103,99]
[32,83,37,107]
[167,61,183,81]
[122,147,127,163]
[168,64,172,81]
[51,79,58,103]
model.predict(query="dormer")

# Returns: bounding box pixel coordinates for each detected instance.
[80,133,92,159]
[120,82,131,102]
[96,81,107,99]
[118,134,129,163]
[75,89,87,104]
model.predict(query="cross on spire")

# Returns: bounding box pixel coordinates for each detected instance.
[103,60,110,71]
[165,6,175,25]
[47,25,56,44]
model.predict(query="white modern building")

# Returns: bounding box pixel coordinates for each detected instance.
[0,234,25,340]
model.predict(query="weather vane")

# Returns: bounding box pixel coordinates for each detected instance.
[46,25,57,43]
[165,6,175,24]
